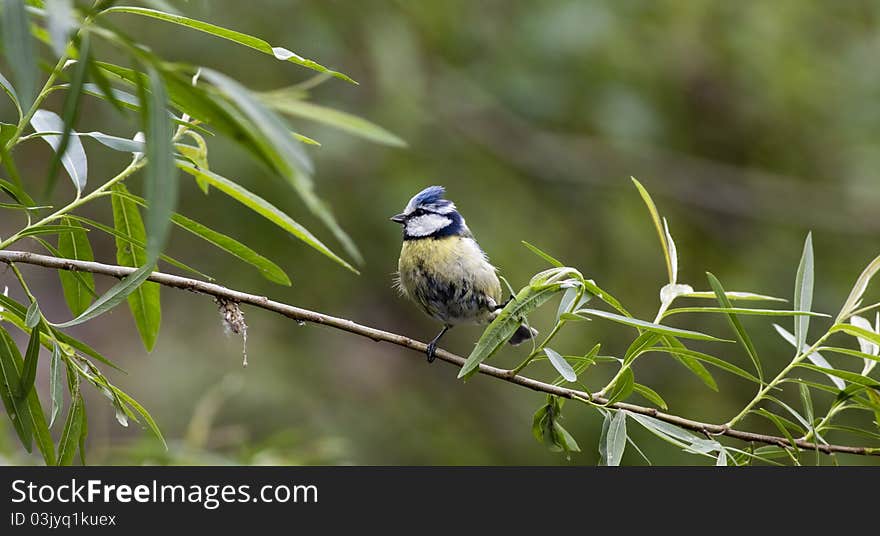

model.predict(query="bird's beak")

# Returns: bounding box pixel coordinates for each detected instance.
[390,214,406,224]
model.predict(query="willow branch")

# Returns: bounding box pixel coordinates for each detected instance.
[1,250,877,457]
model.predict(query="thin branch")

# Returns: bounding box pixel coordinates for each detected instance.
[1,249,878,458]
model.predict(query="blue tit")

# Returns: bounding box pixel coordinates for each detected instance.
[391,186,537,362]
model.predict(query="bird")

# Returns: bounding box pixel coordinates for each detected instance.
[391,186,537,363]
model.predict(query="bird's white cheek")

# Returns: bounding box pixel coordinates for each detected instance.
[406,214,452,237]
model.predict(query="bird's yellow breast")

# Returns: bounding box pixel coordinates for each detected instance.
[397,236,502,324]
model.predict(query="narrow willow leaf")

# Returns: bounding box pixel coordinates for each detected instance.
[177,161,357,273]
[57,217,95,316]
[707,272,763,382]
[521,240,563,267]
[78,131,146,153]
[53,263,155,330]
[0,327,32,450]
[77,399,88,465]
[646,345,761,384]
[29,109,87,192]
[104,7,356,83]
[109,189,290,285]
[598,411,611,464]
[2,0,37,111]
[24,300,39,328]
[17,323,40,398]
[0,70,21,116]
[544,347,577,382]
[773,324,845,389]
[817,347,880,363]
[753,409,799,459]
[660,283,694,309]
[0,177,36,206]
[662,307,827,318]
[0,293,122,370]
[142,65,177,262]
[575,308,728,341]
[67,215,212,281]
[605,410,627,466]
[624,332,661,366]
[556,285,589,323]
[849,316,879,375]
[796,363,880,389]
[830,323,880,350]
[627,412,712,454]
[716,449,728,466]
[662,218,678,284]
[112,387,166,449]
[46,0,75,57]
[264,96,405,147]
[45,33,89,199]
[459,284,561,379]
[531,405,548,444]
[109,183,161,351]
[838,252,880,322]
[799,383,815,426]
[632,383,668,410]
[199,69,362,266]
[16,224,83,239]
[604,367,634,405]
[49,342,63,427]
[57,394,83,465]
[552,421,581,453]
[0,327,55,464]
[681,291,786,302]
[631,177,673,284]
[794,233,814,350]
[661,336,719,391]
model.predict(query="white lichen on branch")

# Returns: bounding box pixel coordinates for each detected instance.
[215,297,248,367]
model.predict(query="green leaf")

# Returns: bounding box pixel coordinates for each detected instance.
[0,70,21,116]
[16,224,84,239]
[45,0,75,57]
[707,272,763,382]
[264,95,405,147]
[817,346,880,363]
[2,0,37,111]
[631,177,673,284]
[632,383,668,410]
[544,347,577,383]
[604,367,634,405]
[24,300,40,328]
[646,345,760,384]
[752,408,799,459]
[53,262,155,331]
[680,291,786,302]
[794,233,814,350]
[830,323,880,349]
[104,6,356,83]
[57,217,96,316]
[30,109,88,193]
[177,161,358,274]
[662,307,827,318]
[0,327,32,451]
[624,331,661,366]
[57,394,84,465]
[198,68,362,267]
[556,285,590,323]
[605,410,627,466]
[108,183,161,351]
[109,189,290,285]
[67,215,212,281]
[799,383,815,426]
[0,177,35,206]
[0,327,55,464]
[796,363,880,389]
[773,324,845,389]
[574,308,728,341]
[49,342,63,427]
[521,240,563,267]
[660,336,719,391]
[838,252,880,322]
[45,33,89,199]
[552,421,581,453]
[111,386,166,449]
[142,64,177,262]
[459,284,561,379]
[17,323,40,399]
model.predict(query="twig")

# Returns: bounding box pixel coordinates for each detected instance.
[1,250,878,457]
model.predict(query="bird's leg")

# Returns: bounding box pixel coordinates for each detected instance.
[426,325,451,363]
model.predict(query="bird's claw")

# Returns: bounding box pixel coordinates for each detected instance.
[426,341,438,363]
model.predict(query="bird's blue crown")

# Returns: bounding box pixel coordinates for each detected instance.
[405,186,456,214]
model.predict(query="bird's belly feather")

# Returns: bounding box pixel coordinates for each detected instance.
[398,236,501,325]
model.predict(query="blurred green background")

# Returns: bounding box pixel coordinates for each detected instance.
[2,0,880,465]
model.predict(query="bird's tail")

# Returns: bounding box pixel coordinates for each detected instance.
[508,323,538,346]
